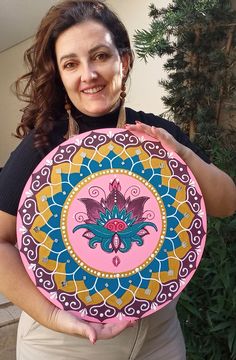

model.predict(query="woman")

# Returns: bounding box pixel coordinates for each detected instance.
[0,1,235,359]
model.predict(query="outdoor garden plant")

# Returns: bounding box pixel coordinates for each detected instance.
[134,1,236,359]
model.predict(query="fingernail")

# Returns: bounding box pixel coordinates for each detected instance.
[129,320,137,327]
[135,120,141,124]
[90,336,96,345]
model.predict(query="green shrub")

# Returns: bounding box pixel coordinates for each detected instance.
[134,1,236,358]
[177,213,236,360]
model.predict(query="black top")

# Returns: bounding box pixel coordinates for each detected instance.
[0,107,210,216]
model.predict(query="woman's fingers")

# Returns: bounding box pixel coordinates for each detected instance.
[73,319,97,344]
[125,122,174,145]
[90,320,136,340]
[49,308,97,344]
[49,308,136,343]
[125,122,154,137]
[125,122,185,156]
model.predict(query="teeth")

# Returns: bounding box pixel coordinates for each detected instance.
[83,86,103,94]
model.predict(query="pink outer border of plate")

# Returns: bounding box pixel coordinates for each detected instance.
[17,128,207,323]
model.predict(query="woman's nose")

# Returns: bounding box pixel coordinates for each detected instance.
[80,63,98,82]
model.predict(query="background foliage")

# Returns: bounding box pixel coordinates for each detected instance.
[134,1,236,359]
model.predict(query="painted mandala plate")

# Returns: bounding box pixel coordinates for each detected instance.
[17,128,207,323]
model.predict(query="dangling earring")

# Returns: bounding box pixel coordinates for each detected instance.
[119,82,126,103]
[117,81,127,129]
[64,97,79,139]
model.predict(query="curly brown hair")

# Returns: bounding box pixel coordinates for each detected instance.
[14,0,134,147]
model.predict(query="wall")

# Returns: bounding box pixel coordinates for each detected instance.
[0,1,168,166]
[0,38,33,166]
[108,0,168,113]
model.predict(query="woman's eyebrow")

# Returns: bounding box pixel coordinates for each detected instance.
[59,44,112,63]
[88,44,111,54]
[59,53,78,63]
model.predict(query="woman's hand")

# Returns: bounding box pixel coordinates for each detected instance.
[125,122,236,217]
[47,307,135,344]
[125,121,189,158]
[0,211,135,345]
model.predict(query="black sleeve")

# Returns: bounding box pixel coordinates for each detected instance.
[0,132,45,216]
[126,108,211,164]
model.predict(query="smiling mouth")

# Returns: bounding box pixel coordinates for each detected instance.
[82,86,105,94]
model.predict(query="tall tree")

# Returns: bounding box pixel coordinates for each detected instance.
[134,2,236,359]
[134,0,236,141]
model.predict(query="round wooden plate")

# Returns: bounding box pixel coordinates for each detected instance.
[17,128,207,323]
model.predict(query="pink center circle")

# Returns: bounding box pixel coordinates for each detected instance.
[66,173,164,274]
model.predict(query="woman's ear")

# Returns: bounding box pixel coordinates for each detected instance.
[121,53,131,79]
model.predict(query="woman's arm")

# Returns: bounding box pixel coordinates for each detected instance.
[0,211,133,343]
[126,123,236,217]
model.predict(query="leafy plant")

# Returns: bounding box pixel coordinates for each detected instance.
[134,0,236,141]
[178,214,236,360]
[134,1,236,359]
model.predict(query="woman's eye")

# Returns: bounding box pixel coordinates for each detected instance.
[63,62,77,69]
[94,53,109,61]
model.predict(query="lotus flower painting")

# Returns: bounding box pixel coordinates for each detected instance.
[73,179,157,267]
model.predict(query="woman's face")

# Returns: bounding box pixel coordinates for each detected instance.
[55,20,129,117]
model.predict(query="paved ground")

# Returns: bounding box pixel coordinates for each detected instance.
[0,323,18,360]
[0,294,21,360]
